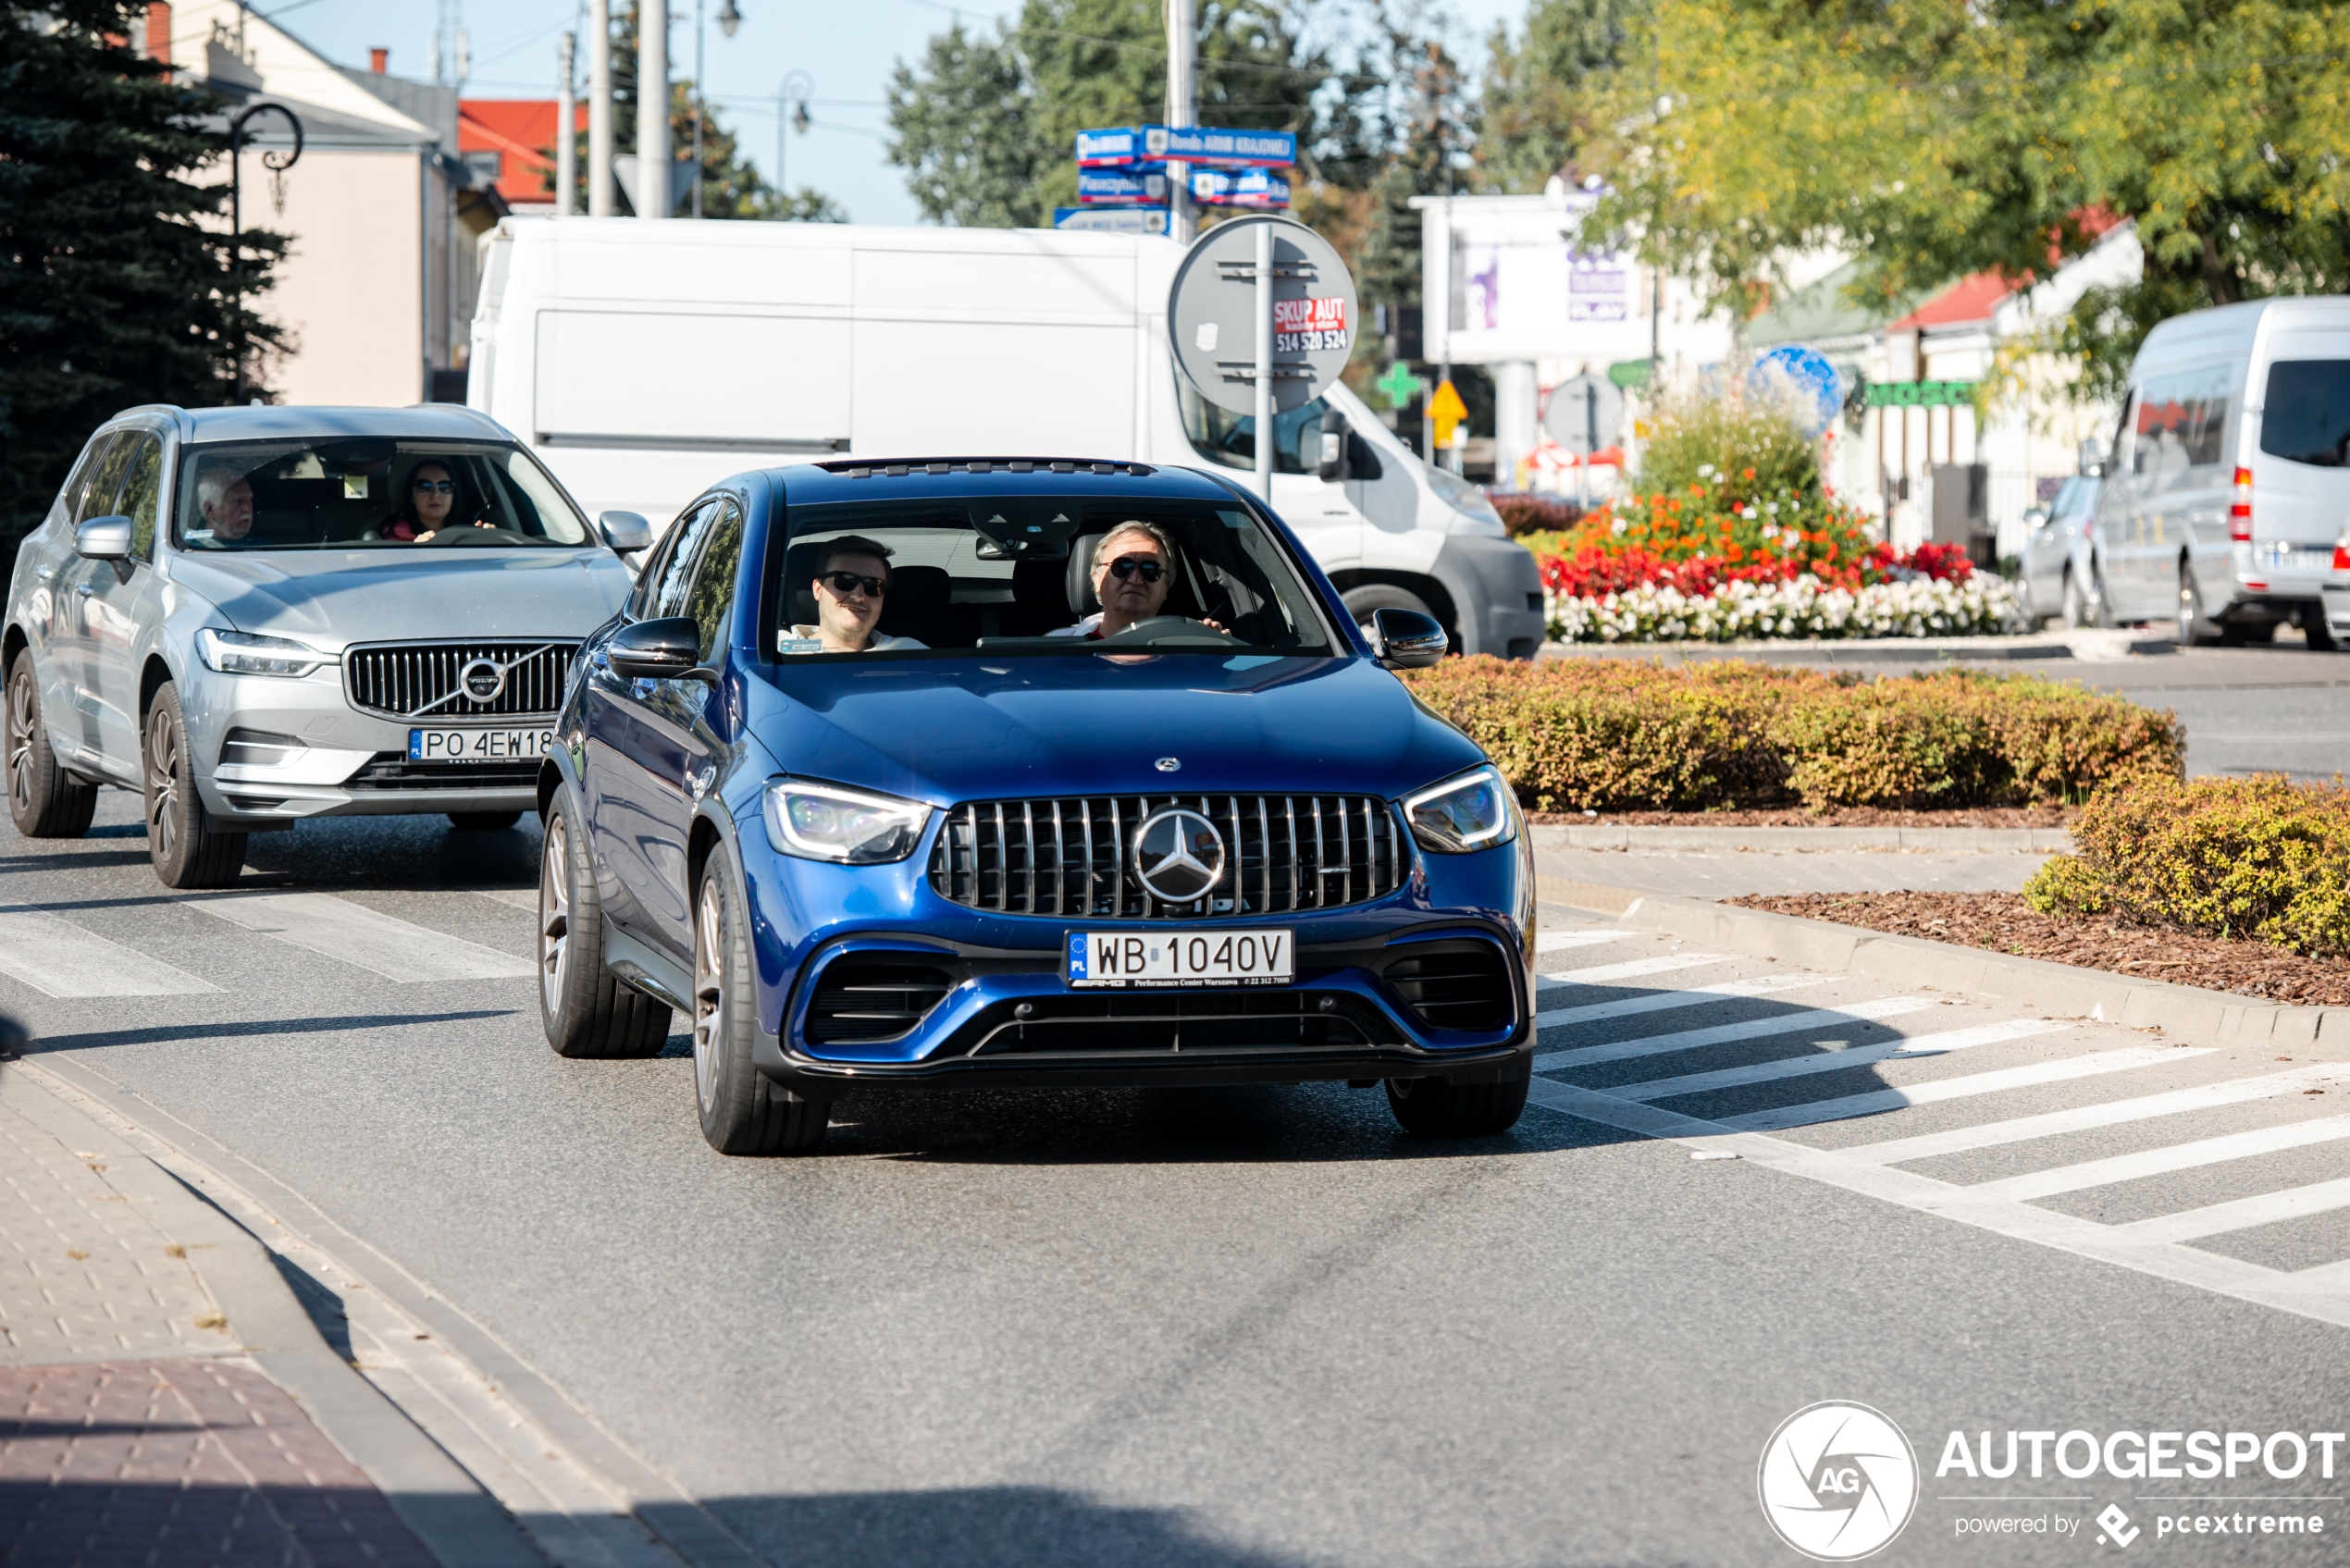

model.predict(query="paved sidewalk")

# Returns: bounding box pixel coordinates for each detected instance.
[0,1062,445,1566]
[1537,846,2052,903]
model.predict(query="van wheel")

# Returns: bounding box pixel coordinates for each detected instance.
[6,658,96,839]
[2176,561,2221,646]
[143,684,245,889]
[1385,1057,1531,1137]
[1342,584,1448,648]
[450,810,522,831]
[2060,566,2104,630]
[693,861,829,1155]
[538,792,671,1058]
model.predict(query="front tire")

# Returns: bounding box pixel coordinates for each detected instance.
[2060,566,2104,631]
[1385,1057,1531,1137]
[6,657,96,839]
[143,684,245,889]
[2176,559,2221,647]
[692,860,829,1155]
[538,793,671,1058]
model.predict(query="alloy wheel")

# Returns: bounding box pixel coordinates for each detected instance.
[2177,564,2203,645]
[692,874,725,1116]
[539,817,571,1016]
[6,670,34,818]
[145,708,179,862]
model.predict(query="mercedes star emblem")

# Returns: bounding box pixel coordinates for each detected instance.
[1156,757,1181,772]
[458,657,508,703]
[1132,808,1227,904]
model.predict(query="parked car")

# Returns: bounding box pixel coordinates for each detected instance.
[536,458,1537,1154]
[2019,474,2105,627]
[2091,297,2350,646]
[5,404,648,888]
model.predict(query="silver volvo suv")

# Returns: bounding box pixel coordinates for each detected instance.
[4,404,645,887]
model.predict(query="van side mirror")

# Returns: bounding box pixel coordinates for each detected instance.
[75,515,132,561]
[1367,607,1447,669]
[1318,409,1348,482]
[598,511,653,554]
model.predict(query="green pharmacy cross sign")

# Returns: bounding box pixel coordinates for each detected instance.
[1376,360,1428,411]
[1865,379,1977,407]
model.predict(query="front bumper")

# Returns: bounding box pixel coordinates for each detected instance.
[1434,534,1548,660]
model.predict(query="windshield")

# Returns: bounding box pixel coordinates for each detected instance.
[769,495,1337,659]
[174,438,591,550]
[2049,475,2099,519]
[1180,382,1330,475]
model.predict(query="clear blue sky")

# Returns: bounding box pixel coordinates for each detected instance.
[261,0,1527,226]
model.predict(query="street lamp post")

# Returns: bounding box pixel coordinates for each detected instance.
[775,70,811,210]
[693,1,744,219]
[226,101,303,404]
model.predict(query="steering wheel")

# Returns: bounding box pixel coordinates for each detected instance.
[1096,614,1244,648]
[427,525,532,547]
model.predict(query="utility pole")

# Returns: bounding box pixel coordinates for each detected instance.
[691,0,705,217]
[556,32,577,217]
[637,0,670,218]
[1164,0,1195,242]
[588,0,612,216]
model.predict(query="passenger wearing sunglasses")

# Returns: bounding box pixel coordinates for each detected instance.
[1047,522,1224,640]
[378,462,491,542]
[780,536,927,655]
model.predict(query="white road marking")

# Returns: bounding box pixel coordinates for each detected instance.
[1835,1066,2348,1167]
[1535,953,1731,990]
[474,888,540,912]
[1535,997,1936,1071]
[0,911,217,998]
[1536,931,1637,954]
[2116,1178,2350,1244]
[1533,972,1828,1030]
[1719,1046,2210,1132]
[1611,1019,2073,1103]
[182,892,535,982]
[1967,1115,2350,1202]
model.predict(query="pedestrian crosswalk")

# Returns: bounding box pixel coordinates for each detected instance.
[0,911,217,998]
[1525,925,2350,1330]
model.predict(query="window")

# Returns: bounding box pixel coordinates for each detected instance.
[2132,365,2232,474]
[1180,382,1330,476]
[464,149,502,182]
[649,498,723,620]
[83,432,143,525]
[59,433,125,526]
[682,500,745,661]
[116,434,164,561]
[2260,360,2350,467]
[172,438,591,549]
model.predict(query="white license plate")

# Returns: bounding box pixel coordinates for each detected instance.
[407,727,556,762]
[1067,929,1293,989]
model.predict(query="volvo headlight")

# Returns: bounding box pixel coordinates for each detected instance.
[1404,764,1517,854]
[196,627,337,678]
[762,778,932,864]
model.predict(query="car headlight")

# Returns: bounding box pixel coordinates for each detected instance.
[196,627,338,678]
[1404,764,1517,854]
[762,778,932,864]
[1424,463,1505,531]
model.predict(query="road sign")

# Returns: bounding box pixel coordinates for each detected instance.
[1189,167,1289,208]
[1544,373,1625,456]
[1375,360,1425,412]
[1077,167,1169,204]
[1076,125,1295,168]
[1169,214,1357,498]
[1053,206,1169,235]
[1428,378,1467,451]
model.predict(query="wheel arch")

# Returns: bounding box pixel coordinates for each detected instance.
[139,654,174,722]
[2,622,26,684]
[687,810,729,904]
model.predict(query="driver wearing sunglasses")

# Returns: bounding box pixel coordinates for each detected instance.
[1047,521,1225,641]
[780,536,928,655]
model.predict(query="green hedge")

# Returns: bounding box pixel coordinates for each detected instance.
[2023,775,2350,955]
[1401,658,2185,812]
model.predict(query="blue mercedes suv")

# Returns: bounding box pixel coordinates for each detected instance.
[536,459,1535,1154]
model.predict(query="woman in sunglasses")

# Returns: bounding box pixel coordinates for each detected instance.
[378,461,490,542]
[781,536,927,655]
[1047,521,1224,640]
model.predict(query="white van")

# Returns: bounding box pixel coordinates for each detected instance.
[466,217,1547,658]
[2094,297,2350,647]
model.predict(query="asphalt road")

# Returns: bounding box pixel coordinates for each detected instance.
[3,796,2347,1568]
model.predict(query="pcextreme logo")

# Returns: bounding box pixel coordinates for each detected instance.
[1760,1401,1923,1561]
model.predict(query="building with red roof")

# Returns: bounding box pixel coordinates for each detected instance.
[459,100,584,213]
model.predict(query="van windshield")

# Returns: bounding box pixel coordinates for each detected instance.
[2262,361,2350,468]
[175,439,591,549]
[771,496,1336,658]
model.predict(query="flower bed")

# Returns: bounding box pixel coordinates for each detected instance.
[1549,573,2020,644]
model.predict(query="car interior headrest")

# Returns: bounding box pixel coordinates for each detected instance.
[1066,534,1107,616]
[876,564,948,638]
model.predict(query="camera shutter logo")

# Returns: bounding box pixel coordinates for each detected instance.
[458,658,507,704]
[1757,1401,1919,1561]
[1132,808,1226,904]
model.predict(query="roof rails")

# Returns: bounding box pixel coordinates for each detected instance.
[814,458,1157,479]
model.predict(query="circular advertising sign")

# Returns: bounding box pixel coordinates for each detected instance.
[1168,214,1358,417]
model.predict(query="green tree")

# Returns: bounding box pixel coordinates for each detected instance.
[0,1,286,552]
[1477,0,1642,194]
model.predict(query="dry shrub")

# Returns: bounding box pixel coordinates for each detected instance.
[1402,659,2183,812]
[2024,775,2350,955]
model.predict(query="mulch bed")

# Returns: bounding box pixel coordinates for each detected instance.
[1731,891,2350,1006]
[1528,806,2074,828]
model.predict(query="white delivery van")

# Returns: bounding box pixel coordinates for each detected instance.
[2094,297,2350,647]
[467,217,1547,658]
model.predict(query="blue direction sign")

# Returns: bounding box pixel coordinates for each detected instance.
[1189,167,1290,208]
[1077,167,1169,205]
[1075,125,1296,168]
[1053,206,1170,236]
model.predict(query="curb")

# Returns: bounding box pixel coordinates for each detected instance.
[1534,882,2350,1061]
[0,1063,548,1568]
[1531,824,2072,852]
[1537,628,2176,664]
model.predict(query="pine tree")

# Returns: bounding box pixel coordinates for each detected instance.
[0,1,287,551]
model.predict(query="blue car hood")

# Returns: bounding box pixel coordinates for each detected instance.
[744,653,1484,805]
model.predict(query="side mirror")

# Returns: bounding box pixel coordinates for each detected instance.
[1318,410,1348,482]
[608,616,709,680]
[1367,606,1447,669]
[598,511,653,554]
[75,515,132,561]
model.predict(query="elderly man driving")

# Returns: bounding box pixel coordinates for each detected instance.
[1048,522,1223,640]
[780,535,928,655]
[192,463,255,545]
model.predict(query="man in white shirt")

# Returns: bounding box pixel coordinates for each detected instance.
[780,536,928,655]
[1047,521,1223,641]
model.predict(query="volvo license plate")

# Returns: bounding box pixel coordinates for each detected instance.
[1067,929,1293,988]
[407,727,556,763]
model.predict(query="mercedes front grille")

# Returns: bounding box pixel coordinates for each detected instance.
[343,641,578,720]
